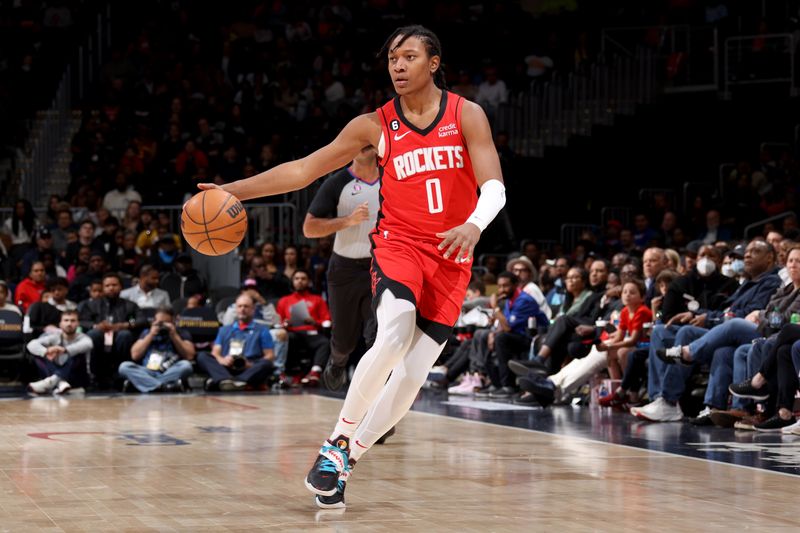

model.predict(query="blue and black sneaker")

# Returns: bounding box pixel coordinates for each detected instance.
[305,435,351,497]
[315,459,355,509]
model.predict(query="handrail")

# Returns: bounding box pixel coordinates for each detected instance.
[743,211,796,239]
[723,33,796,98]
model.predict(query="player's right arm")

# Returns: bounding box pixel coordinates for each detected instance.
[200,114,381,200]
[303,202,370,238]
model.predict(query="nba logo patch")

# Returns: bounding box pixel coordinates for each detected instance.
[353,183,361,193]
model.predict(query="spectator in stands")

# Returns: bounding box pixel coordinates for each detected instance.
[488,271,550,399]
[175,140,209,177]
[0,281,21,315]
[633,214,658,250]
[766,231,783,251]
[260,241,281,277]
[76,280,102,315]
[51,208,76,255]
[198,293,275,392]
[696,209,733,245]
[642,247,669,305]
[660,245,739,325]
[119,231,143,276]
[451,70,477,100]
[119,307,195,393]
[249,256,291,301]
[545,256,569,310]
[601,279,651,380]
[122,200,143,234]
[634,240,781,422]
[475,67,508,119]
[121,264,171,310]
[94,216,120,266]
[69,251,109,302]
[507,256,552,321]
[64,219,98,269]
[2,199,37,251]
[79,272,145,389]
[150,233,181,273]
[45,277,76,312]
[27,310,92,395]
[21,228,56,278]
[102,174,142,220]
[282,245,300,280]
[276,269,332,386]
[660,211,679,247]
[160,254,207,302]
[15,261,46,313]
[664,248,681,274]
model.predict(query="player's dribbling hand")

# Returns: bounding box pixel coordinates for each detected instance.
[436,222,481,263]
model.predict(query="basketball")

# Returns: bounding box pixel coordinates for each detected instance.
[181,189,247,256]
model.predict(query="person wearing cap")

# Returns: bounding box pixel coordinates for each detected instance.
[21,227,56,278]
[150,233,183,273]
[159,253,207,302]
[14,261,46,313]
[506,255,551,321]
[121,264,171,310]
[721,244,747,283]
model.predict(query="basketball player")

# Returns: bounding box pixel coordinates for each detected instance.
[200,25,506,509]
[303,146,380,392]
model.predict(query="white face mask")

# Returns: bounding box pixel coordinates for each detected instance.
[721,264,734,278]
[696,257,716,276]
[732,259,745,274]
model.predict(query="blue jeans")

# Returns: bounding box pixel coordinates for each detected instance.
[658,325,708,403]
[686,318,759,364]
[647,324,680,400]
[196,352,274,386]
[118,360,193,393]
[271,334,288,374]
[731,337,771,410]
[34,354,86,383]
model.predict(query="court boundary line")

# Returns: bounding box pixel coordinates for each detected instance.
[312,394,800,480]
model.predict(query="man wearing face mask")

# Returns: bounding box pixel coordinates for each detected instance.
[633,240,781,422]
[721,246,746,282]
[660,245,738,325]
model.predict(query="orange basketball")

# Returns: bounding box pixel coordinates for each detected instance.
[181,189,247,256]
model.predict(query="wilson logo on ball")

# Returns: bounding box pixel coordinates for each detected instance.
[226,202,244,218]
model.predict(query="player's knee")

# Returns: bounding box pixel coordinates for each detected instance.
[380,316,415,357]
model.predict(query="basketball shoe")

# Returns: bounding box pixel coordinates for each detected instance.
[315,458,355,509]
[305,435,352,496]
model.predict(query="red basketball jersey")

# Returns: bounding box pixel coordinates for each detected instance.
[375,91,477,243]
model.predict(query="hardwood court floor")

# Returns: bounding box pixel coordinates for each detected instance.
[1,392,799,532]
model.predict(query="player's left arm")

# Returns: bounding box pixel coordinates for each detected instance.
[436,101,506,263]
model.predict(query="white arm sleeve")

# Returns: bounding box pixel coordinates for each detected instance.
[466,179,506,232]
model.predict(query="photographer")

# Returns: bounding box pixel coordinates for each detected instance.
[197,293,275,391]
[118,307,195,393]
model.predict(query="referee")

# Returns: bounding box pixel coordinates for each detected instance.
[303,146,380,391]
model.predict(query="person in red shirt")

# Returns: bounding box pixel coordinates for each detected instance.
[199,24,506,509]
[15,261,47,313]
[276,269,331,386]
[598,279,652,380]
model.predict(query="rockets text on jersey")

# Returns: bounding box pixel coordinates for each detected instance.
[375,91,478,243]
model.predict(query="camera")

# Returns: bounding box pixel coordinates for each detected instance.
[231,355,247,370]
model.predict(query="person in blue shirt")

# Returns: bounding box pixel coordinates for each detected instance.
[197,293,275,391]
[489,271,549,399]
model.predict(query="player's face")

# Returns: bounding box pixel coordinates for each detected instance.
[387,35,439,95]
